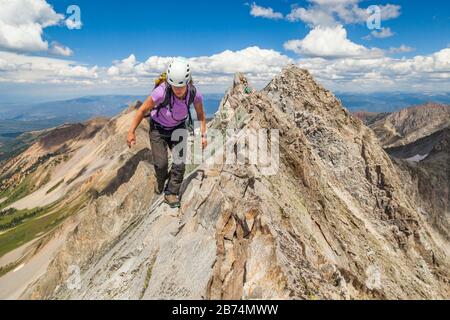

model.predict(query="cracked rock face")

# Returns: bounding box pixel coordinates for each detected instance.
[24,65,449,300]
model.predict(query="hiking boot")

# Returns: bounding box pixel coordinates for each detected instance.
[154,181,165,195]
[164,194,180,208]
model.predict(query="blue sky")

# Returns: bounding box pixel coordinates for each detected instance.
[0,0,449,103]
[44,0,450,63]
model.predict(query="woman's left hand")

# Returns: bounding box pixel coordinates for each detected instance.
[202,136,207,149]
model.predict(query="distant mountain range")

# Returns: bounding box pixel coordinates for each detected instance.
[2,92,449,125]
[0,94,224,123]
[336,92,450,113]
[1,91,449,163]
[0,94,223,161]
[363,102,450,148]
[0,96,139,122]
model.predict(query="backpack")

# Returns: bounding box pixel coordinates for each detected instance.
[145,72,196,131]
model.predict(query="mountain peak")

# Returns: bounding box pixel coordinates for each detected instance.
[265,64,321,93]
[2,65,448,300]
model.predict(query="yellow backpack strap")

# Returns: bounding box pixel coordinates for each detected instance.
[154,72,167,88]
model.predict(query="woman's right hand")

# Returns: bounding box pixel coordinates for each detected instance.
[127,96,154,149]
[127,131,136,148]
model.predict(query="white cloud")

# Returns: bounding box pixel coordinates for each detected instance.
[281,0,420,90]
[0,0,75,57]
[0,0,62,29]
[379,4,402,21]
[411,48,450,73]
[388,45,414,54]
[0,58,17,71]
[286,1,400,27]
[50,42,73,56]
[108,47,293,87]
[57,65,98,79]
[369,27,395,39]
[310,0,359,5]
[0,51,98,85]
[1,45,449,94]
[189,46,292,75]
[336,4,401,25]
[296,47,450,91]
[287,7,336,26]
[249,2,283,20]
[0,46,293,91]
[284,25,383,59]
[107,54,138,76]
[134,56,174,76]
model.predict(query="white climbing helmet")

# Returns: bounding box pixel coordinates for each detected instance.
[166,58,191,87]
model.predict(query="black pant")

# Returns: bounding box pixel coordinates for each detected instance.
[149,119,188,195]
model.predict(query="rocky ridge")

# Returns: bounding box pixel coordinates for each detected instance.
[18,65,449,300]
